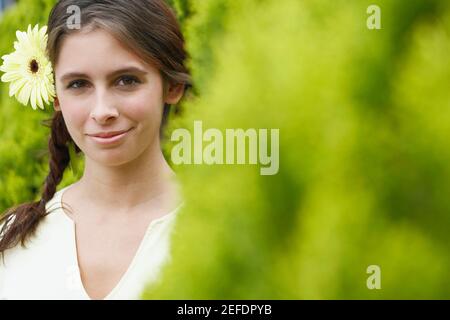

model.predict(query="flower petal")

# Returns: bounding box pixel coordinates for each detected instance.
[41,80,49,104]
[30,85,37,110]
[8,77,27,97]
[36,82,44,110]
[1,71,21,82]
[17,83,32,107]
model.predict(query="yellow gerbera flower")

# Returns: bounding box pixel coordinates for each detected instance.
[0,24,56,110]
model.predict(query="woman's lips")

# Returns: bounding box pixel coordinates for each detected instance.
[88,128,134,145]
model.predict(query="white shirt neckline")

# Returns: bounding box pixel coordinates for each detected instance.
[54,184,181,300]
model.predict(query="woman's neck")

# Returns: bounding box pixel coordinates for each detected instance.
[76,147,181,215]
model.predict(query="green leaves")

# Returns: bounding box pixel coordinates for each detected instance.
[144,0,450,299]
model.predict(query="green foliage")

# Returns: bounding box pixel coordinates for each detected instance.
[144,0,450,298]
[165,0,193,26]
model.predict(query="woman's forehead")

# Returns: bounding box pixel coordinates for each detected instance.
[55,28,153,75]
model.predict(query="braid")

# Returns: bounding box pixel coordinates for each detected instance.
[41,112,71,204]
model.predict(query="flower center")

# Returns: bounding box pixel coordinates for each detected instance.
[29,59,39,74]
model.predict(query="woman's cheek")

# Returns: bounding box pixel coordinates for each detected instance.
[61,102,90,144]
[123,93,163,124]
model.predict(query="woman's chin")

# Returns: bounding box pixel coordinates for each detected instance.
[86,150,135,167]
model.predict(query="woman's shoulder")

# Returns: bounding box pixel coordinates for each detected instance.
[45,185,73,215]
[0,216,77,299]
[1,185,74,262]
[0,184,69,229]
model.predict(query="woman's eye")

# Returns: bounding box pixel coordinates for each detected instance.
[117,75,140,87]
[67,80,87,89]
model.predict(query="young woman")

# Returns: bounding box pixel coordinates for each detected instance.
[0,0,191,299]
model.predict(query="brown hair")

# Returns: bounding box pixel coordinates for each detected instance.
[0,0,192,256]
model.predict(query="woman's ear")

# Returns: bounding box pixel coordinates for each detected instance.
[164,83,185,105]
[54,96,60,111]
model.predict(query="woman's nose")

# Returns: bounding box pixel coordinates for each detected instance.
[89,89,119,124]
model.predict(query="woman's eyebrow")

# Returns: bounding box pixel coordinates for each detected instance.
[108,67,148,78]
[59,66,148,82]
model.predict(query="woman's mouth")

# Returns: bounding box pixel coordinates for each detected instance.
[88,128,134,145]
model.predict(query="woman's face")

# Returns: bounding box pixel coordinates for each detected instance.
[54,28,182,166]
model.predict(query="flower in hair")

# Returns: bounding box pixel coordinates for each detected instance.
[0,24,56,110]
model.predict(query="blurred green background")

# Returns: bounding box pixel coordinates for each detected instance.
[1,0,449,299]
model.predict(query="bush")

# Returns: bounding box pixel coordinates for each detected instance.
[144,0,450,299]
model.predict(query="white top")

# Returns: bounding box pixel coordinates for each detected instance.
[0,184,181,300]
